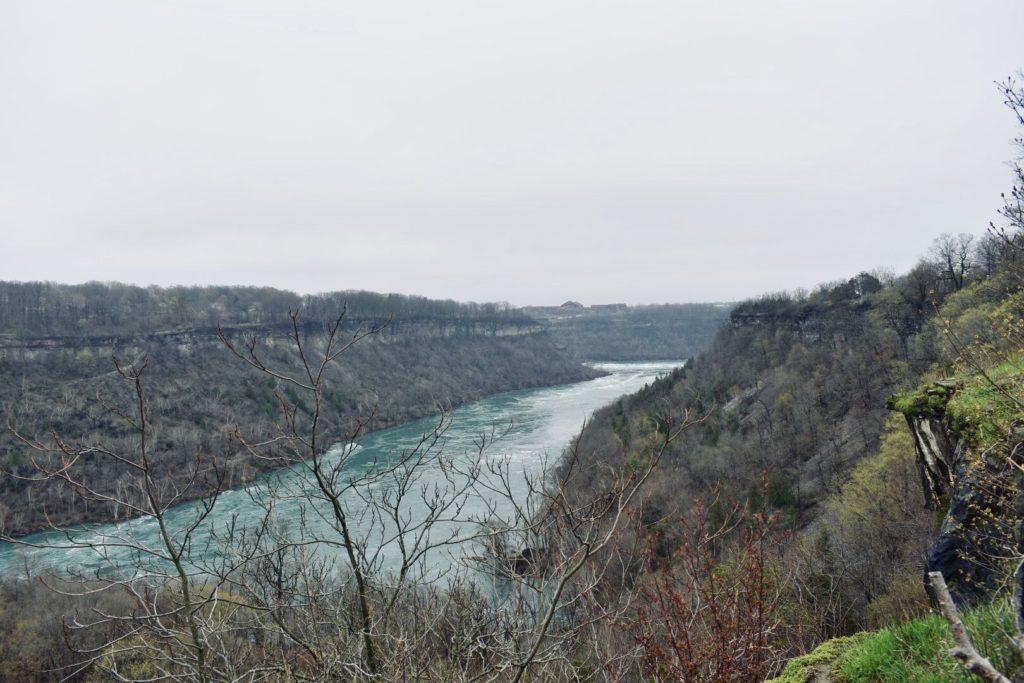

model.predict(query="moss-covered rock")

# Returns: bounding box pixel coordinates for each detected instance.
[887,381,957,418]
[768,633,871,683]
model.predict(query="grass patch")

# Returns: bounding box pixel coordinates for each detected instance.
[831,600,1021,682]
[887,356,1024,449]
[946,356,1024,447]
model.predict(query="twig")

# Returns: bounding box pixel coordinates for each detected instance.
[928,571,1010,683]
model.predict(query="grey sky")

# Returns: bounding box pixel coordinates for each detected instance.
[2,1,1023,305]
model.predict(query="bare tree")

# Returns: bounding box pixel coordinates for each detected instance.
[7,357,232,682]
[626,478,790,682]
[929,572,1013,683]
[989,75,1024,275]
[3,307,697,681]
[931,232,976,293]
[997,76,1024,235]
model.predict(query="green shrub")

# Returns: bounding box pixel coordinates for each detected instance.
[863,574,932,629]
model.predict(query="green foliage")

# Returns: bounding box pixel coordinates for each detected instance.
[891,354,1024,449]
[832,416,924,531]
[611,405,631,445]
[747,473,797,523]
[781,416,936,641]
[242,377,277,417]
[73,348,97,374]
[85,639,160,682]
[832,600,1022,682]
[772,600,1022,682]
[283,383,310,414]
[862,574,933,629]
[945,356,1024,447]
[888,383,955,417]
[625,448,651,475]
[324,386,353,415]
[768,633,870,683]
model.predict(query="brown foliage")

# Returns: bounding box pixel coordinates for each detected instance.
[628,476,789,682]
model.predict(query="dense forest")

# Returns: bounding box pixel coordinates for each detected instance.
[0,282,536,338]
[0,284,600,536]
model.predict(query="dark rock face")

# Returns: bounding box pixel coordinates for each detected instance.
[898,394,1021,607]
[904,414,959,510]
[924,448,1014,605]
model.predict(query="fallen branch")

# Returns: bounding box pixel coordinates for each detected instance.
[928,571,1010,683]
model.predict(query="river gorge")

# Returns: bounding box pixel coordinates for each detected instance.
[0,361,683,579]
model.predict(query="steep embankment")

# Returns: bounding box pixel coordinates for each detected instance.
[0,283,601,536]
[884,280,1024,602]
[769,600,1019,683]
[763,278,1024,681]
[568,264,1024,679]
[555,267,980,667]
[562,275,935,541]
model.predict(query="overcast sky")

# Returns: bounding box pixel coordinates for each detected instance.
[2,1,1023,305]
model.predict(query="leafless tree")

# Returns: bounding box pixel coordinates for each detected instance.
[989,75,1024,277]
[7,357,233,682]
[3,307,697,681]
[931,232,976,293]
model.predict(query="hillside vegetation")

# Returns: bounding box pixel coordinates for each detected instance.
[549,76,1024,678]
[559,231,1024,671]
[0,282,602,536]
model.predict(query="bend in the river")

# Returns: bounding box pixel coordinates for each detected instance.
[0,361,684,578]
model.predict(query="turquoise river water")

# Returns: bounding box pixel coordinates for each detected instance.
[0,361,683,579]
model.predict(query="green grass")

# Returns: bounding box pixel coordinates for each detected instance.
[888,356,1024,449]
[773,600,1023,682]
[946,357,1024,447]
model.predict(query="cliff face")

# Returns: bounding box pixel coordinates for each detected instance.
[892,383,1022,606]
[905,414,960,509]
[0,323,599,536]
[891,383,961,510]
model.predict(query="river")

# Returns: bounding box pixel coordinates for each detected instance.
[0,361,683,579]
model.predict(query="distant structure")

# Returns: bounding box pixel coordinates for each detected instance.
[521,301,733,362]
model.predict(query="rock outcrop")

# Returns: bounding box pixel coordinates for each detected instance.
[890,382,1022,606]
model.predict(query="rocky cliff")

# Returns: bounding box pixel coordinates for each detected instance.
[890,380,1024,607]
[0,321,599,536]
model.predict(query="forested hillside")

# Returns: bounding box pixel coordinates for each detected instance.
[0,282,535,338]
[558,226,1024,676]
[553,79,1024,678]
[567,266,941,525]
[0,282,601,536]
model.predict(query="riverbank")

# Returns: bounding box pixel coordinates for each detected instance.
[0,361,684,578]
[1,325,602,537]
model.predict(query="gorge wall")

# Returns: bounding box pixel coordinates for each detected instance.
[0,288,601,536]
